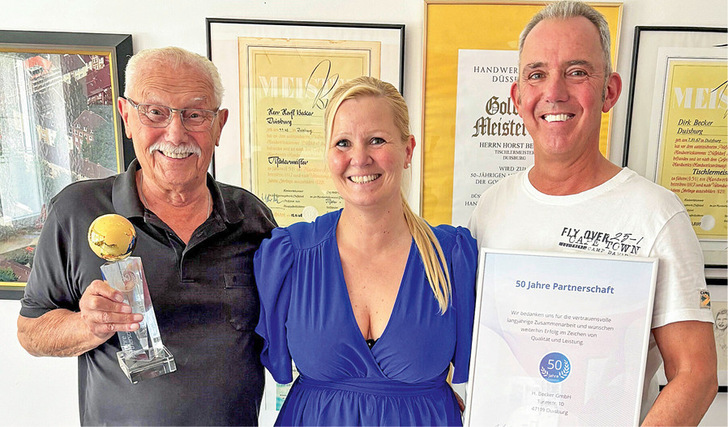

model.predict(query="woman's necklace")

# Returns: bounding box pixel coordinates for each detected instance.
[138,173,212,218]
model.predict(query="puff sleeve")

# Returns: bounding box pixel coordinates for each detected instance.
[449,226,478,384]
[254,227,296,384]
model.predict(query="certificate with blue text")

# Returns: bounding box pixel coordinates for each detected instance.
[465,249,658,426]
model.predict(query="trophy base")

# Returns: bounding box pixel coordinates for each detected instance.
[117,346,176,384]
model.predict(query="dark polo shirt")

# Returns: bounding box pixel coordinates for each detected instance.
[21,159,276,426]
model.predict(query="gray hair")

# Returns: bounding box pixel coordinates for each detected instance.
[124,46,224,107]
[518,0,612,75]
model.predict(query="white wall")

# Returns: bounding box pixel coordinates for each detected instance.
[0,298,79,426]
[1,1,726,425]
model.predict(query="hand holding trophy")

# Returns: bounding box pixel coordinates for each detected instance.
[88,214,176,384]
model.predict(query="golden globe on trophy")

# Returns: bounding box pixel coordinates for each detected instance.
[88,214,176,384]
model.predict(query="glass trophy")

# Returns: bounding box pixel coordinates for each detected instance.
[88,214,176,384]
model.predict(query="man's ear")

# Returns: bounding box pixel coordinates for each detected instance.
[214,108,229,147]
[510,82,522,117]
[117,97,133,139]
[602,72,622,113]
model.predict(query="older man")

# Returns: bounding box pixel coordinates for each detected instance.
[469,1,717,425]
[17,47,276,425]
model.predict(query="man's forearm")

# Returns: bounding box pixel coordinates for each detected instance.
[643,321,719,426]
[17,310,107,357]
[642,370,718,426]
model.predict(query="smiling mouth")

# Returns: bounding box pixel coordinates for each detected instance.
[349,174,381,184]
[149,144,201,159]
[157,150,195,159]
[542,113,574,122]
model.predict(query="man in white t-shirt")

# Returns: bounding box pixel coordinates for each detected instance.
[468,1,717,424]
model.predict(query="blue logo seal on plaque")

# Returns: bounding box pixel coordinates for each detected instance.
[539,352,571,383]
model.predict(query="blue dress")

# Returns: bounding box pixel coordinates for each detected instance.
[254,210,478,426]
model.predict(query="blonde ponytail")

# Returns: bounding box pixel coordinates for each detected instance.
[402,193,452,313]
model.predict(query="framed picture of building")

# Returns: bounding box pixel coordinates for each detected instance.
[0,30,132,298]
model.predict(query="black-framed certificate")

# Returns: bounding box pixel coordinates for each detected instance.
[465,249,658,426]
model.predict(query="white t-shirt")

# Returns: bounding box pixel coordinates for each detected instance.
[468,166,713,420]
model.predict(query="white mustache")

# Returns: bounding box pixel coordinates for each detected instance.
[148,142,202,157]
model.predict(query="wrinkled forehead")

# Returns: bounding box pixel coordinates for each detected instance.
[131,62,215,105]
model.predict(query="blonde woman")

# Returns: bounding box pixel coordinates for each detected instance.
[254,76,477,426]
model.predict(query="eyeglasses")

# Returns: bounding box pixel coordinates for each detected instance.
[125,98,219,132]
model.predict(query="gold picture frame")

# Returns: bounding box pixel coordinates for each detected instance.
[421,1,622,225]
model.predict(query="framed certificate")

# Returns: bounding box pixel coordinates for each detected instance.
[207,19,404,226]
[623,27,727,270]
[421,1,622,226]
[465,249,658,426]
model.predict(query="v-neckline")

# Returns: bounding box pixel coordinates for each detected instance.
[331,213,415,358]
